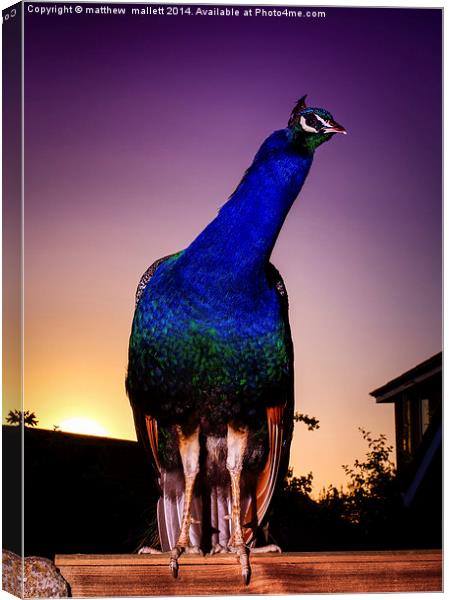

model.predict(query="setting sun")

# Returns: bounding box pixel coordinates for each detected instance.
[58,417,107,437]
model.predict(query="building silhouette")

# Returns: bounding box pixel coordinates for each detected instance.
[370,352,442,547]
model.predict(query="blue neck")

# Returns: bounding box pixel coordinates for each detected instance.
[178,129,313,287]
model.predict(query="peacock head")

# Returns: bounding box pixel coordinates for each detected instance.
[288,95,346,153]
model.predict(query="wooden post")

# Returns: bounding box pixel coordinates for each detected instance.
[55,550,442,596]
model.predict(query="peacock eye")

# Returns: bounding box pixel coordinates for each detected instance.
[306,115,321,131]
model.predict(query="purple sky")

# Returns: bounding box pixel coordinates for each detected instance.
[20,4,442,491]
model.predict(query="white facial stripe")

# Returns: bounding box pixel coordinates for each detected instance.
[300,113,333,134]
[315,114,332,128]
[300,115,318,133]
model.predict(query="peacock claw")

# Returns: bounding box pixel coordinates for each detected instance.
[184,545,203,556]
[250,544,281,554]
[169,546,182,578]
[209,543,229,555]
[169,543,203,577]
[170,558,179,578]
[237,544,251,586]
[227,543,251,585]
[138,546,162,555]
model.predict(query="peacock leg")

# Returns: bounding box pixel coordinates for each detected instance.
[170,424,202,578]
[226,423,250,585]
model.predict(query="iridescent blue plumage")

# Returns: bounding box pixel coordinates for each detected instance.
[126,98,346,579]
[127,129,312,428]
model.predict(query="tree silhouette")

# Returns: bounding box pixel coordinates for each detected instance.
[334,428,400,538]
[269,426,408,551]
[6,410,39,427]
[342,429,396,503]
[294,413,320,431]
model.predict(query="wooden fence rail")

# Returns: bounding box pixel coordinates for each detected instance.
[55,550,442,596]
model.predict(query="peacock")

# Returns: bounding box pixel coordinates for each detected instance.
[126,96,346,583]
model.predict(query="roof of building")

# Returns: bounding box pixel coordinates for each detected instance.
[369,352,442,403]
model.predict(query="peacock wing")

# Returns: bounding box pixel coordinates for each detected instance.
[132,404,192,552]
[134,252,182,306]
[131,404,161,488]
[129,252,181,481]
[129,252,190,551]
[242,263,294,544]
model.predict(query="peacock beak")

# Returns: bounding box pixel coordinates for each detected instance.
[324,121,347,135]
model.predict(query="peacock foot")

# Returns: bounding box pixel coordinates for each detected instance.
[250,544,281,554]
[169,544,203,578]
[137,547,162,554]
[184,545,203,555]
[225,543,281,584]
[208,543,230,555]
[233,543,250,585]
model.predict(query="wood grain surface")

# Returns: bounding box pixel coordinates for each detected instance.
[55,550,442,596]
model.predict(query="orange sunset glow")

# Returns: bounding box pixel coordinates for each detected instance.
[58,417,108,437]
